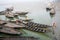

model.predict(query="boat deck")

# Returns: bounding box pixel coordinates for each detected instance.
[4,23,25,28]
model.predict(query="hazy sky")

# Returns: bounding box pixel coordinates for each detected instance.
[0,0,54,4]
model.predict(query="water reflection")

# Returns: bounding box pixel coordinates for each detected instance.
[50,14,55,18]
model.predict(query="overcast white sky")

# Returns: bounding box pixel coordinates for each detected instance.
[0,0,54,4]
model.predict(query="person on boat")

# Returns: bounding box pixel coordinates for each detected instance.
[46,2,55,11]
[50,8,55,15]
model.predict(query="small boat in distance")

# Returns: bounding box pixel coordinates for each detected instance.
[15,12,28,15]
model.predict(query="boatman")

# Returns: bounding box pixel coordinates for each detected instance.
[46,2,55,11]
[50,8,55,15]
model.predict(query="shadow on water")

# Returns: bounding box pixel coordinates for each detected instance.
[0,32,20,37]
[49,14,55,18]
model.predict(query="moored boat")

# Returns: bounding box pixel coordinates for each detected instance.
[0,27,21,35]
[4,23,25,29]
[24,22,52,32]
[25,22,52,28]
[15,12,28,15]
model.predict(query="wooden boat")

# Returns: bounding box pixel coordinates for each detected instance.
[0,20,25,28]
[25,22,52,28]
[15,12,28,15]
[0,27,21,35]
[4,23,25,28]
[24,22,52,32]
[25,25,47,33]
